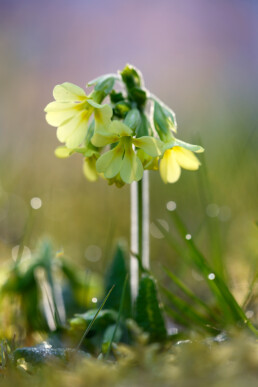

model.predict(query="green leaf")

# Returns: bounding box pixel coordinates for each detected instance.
[104,243,131,318]
[105,275,129,358]
[75,285,115,350]
[14,345,89,365]
[135,274,167,342]
[102,324,123,354]
[72,308,118,331]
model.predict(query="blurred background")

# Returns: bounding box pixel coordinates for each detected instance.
[0,0,257,298]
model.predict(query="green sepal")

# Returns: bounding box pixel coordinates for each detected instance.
[88,74,118,94]
[110,90,125,104]
[173,138,204,153]
[135,274,167,342]
[114,101,132,118]
[120,64,143,90]
[129,87,147,108]
[136,113,151,137]
[104,243,132,318]
[124,108,141,132]
[153,100,177,141]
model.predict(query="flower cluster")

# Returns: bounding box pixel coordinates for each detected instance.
[44,65,204,187]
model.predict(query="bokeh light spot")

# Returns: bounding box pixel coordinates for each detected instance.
[166,201,177,211]
[85,245,102,262]
[206,203,219,217]
[30,197,42,210]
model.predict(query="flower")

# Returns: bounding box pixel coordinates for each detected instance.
[54,119,100,183]
[83,155,99,182]
[44,82,112,148]
[159,139,204,183]
[91,120,164,184]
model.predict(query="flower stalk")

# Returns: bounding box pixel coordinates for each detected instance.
[130,170,150,302]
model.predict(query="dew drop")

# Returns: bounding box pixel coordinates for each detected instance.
[208,273,215,280]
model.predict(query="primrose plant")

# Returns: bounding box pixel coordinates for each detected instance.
[44,64,204,300]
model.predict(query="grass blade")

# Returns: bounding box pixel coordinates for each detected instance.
[105,275,128,358]
[242,271,258,310]
[76,285,115,350]
[162,265,219,323]
[165,211,258,335]
[160,285,216,333]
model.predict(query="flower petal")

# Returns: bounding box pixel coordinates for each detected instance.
[45,101,84,126]
[133,136,164,157]
[53,82,86,101]
[91,132,119,147]
[174,146,201,170]
[57,111,89,148]
[96,144,124,178]
[83,157,98,182]
[94,104,113,132]
[54,146,73,158]
[91,115,130,147]
[108,120,133,137]
[120,148,143,184]
[137,149,159,170]
[159,149,181,183]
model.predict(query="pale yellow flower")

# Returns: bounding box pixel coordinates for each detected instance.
[44,82,112,148]
[92,120,164,184]
[160,145,202,183]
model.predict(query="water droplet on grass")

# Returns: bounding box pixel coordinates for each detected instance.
[185,234,192,240]
[208,273,215,280]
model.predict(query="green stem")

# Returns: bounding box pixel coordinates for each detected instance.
[137,178,143,269]
[130,172,150,302]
